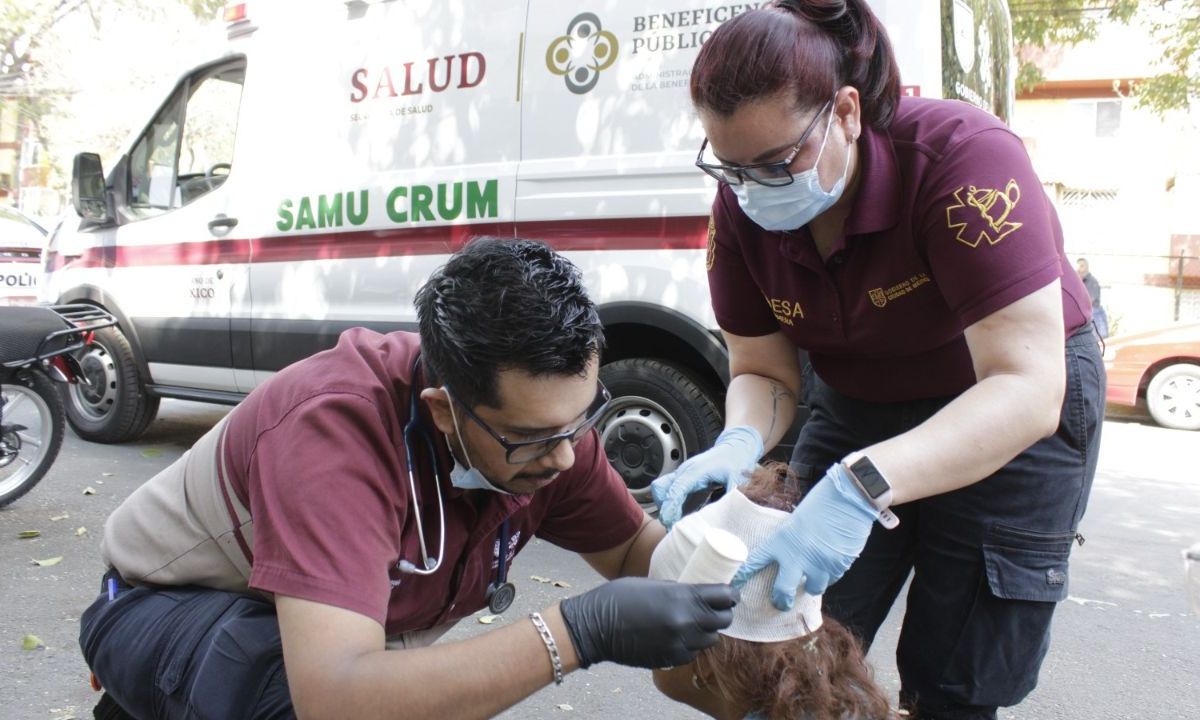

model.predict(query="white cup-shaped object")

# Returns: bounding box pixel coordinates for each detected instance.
[678,527,749,585]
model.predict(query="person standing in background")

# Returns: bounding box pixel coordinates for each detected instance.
[1076,258,1108,338]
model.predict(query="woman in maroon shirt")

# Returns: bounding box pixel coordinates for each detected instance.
[651,2,1104,718]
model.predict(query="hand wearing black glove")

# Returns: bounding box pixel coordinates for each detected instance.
[559,577,739,669]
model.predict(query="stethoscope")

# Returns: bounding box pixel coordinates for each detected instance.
[397,355,517,614]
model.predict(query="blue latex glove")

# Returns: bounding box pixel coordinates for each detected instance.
[732,462,879,610]
[650,426,763,528]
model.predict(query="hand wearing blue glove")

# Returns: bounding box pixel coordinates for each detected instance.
[732,462,880,610]
[650,425,763,529]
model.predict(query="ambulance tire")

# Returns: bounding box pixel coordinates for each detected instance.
[598,358,724,515]
[63,325,160,443]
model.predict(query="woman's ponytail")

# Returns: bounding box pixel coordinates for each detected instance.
[775,0,901,128]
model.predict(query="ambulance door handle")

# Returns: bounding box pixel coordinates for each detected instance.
[208,215,239,232]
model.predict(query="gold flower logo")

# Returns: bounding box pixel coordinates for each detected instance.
[546,13,618,95]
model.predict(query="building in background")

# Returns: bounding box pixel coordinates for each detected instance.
[1013,20,1200,335]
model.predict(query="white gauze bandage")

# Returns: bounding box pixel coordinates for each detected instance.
[650,488,823,642]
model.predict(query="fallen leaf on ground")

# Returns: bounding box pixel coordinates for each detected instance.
[530,575,551,583]
[50,513,69,521]
[141,448,163,458]
[555,704,573,711]
[552,580,572,588]
[21,634,44,651]
[17,530,41,539]
[76,527,88,536]
[32,556,64,567]
[478,615,501,624]
[82,487,97,495]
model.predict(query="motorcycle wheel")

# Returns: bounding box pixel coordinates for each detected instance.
[0,370,65,508]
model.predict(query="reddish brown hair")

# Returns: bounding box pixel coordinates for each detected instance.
[695,463,896,719]
[690,0,901,130]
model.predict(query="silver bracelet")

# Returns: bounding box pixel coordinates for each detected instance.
[529,612,564,686]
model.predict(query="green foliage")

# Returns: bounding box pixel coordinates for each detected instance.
[1010,0,1198,115]
[1134,1,1199,115]
[182,0,225,20]
[1010,0,1139,91]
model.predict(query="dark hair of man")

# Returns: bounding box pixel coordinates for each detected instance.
[414,237,605,409]
[690,0,901,130]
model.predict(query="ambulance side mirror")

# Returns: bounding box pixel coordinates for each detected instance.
[72,152,110,224]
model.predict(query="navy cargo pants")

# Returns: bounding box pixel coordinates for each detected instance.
[79,571,294,720]
[790,326,1104,720]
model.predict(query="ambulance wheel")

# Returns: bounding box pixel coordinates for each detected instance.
[598,359,724,515]
[1146,363,1200,431]
[63,325,159,443]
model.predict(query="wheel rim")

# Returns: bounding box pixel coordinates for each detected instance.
[0,383,54,497]
[598,395,686,508]
[68,342,119,422]
[1156,374,1200,426]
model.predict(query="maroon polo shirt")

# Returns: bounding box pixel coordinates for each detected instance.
[708,96,1091,401]
[220,328,644,635]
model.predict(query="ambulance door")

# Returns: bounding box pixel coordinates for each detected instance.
[237,2,526,388]
[101,59,247,396]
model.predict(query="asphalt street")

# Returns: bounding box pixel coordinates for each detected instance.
[1,400,1197,719]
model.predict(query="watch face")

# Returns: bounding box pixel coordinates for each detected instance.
[850,457,889,499]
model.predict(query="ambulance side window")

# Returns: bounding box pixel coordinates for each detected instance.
[127,63,244,218]
[128,92,184,215]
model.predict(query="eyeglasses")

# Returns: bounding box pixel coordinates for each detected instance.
[444,382,612,464]
[695,99,832,187]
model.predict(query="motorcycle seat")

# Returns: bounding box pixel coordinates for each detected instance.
[0,306,73,366]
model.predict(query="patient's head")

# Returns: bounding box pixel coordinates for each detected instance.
[650,463,894,720]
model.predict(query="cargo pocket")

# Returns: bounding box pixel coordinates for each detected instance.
[185,597,287,720]
[155,590,239,698]
[983,524,1074,602]
[936,524,1074,707]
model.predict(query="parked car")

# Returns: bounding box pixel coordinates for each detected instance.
[0,206,46,306]
[1104,322,1200,431]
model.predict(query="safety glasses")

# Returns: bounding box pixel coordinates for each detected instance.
[444,382,612,464]
[695,98,832,187]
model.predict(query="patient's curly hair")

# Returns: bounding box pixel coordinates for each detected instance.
[693,463,896,720]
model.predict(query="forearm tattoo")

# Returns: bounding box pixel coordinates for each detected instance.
[765,382,795,442]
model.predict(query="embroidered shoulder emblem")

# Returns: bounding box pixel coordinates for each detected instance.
[705,215,717,271]
[945,179,1023,248]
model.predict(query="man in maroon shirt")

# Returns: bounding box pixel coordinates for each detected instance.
[80,238,737,719]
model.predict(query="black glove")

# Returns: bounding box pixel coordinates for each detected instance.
[559,577,739,669]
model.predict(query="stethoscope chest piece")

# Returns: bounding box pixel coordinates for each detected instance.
[485,518,516,614]
[487,581,517,614]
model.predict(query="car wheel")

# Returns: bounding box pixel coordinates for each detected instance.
[598,359,724,515]
[1146,362,1200,431]
[63,324,160,442]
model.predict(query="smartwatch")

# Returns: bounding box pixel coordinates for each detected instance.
[841,452,900,529]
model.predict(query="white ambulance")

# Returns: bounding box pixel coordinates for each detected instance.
[43,0,1013,506]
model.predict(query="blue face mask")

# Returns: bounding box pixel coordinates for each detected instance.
[731,102,851,232]
[446,396,512,495]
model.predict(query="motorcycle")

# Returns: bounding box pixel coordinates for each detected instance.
[0,304,117,507]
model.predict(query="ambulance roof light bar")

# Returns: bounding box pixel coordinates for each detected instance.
[224,3,257,39]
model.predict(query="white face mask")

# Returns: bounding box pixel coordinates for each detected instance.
[445,396,512,495]
[731,102,852,232]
